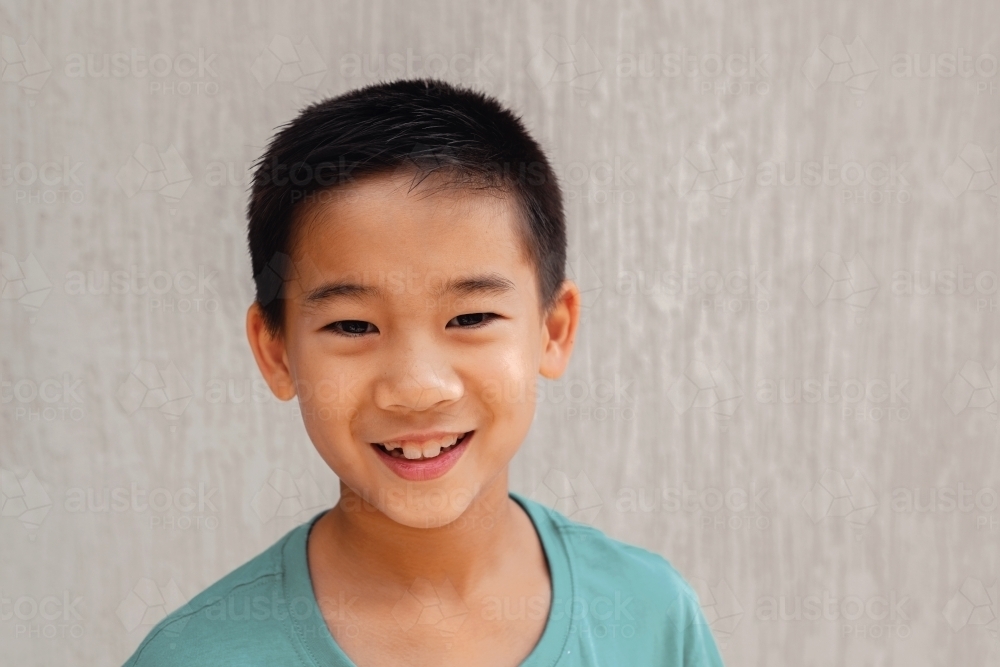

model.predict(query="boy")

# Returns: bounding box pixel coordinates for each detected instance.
[123,79,724,666]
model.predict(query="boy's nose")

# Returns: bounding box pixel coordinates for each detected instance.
[374,358,463,413]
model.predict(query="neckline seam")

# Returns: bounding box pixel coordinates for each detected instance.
[508,492,575,667]
[289,493,576,666]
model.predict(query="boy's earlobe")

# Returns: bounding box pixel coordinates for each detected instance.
[539,280,581,380]
[246,303,297,401]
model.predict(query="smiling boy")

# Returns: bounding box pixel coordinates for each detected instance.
[123,79,724,667]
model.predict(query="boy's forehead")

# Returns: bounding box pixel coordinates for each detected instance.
[290,171,532,275]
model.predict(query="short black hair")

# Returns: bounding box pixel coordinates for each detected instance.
[247,78,566,335]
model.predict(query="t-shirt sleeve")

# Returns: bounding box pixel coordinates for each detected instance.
[119,612,196,667]
[664,581,726,666]
[682,599,726,666]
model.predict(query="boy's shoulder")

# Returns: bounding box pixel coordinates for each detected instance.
[121,520,316,667]
[515,491,700,601]
[514,492,722,664]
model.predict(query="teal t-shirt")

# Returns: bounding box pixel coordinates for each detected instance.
[122,491,724,666]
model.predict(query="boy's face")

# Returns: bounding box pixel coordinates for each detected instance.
[247,172,579,528]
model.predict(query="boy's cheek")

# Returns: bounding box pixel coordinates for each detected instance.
[471,344,538,405]
[301,376,363,406]
[289,353,365,404]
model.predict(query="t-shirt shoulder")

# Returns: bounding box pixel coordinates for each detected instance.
[521,494,698,600]
[516,494,724,665]
[121,523,308,667]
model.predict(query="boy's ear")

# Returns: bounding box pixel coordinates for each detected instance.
[539,280,581,380]
[246,302,297,401]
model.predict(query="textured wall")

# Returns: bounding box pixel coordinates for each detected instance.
[2,0,999,665]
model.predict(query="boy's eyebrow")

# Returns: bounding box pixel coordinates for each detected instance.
[303,272,516,304]
[449,273,517,297]
[303,282,380,304]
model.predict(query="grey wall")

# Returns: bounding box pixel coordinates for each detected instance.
[2,0,999,665]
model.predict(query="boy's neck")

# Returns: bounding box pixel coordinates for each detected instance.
[312,471,525,596]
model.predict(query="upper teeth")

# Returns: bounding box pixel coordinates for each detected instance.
[381,434,461,459]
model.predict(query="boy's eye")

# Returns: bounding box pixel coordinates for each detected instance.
[326,320,378,336]
[447,313,497,328]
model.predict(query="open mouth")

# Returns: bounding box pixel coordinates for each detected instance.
[373,431,473,461]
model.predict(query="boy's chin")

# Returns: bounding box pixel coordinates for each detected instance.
[368,482,481,529]
[387,507,467,529]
